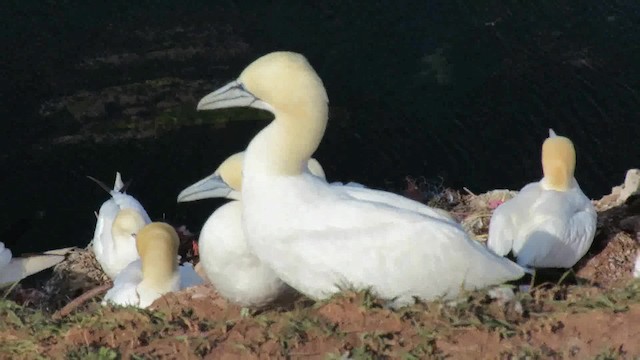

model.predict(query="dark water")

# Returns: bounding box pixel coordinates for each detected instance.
[1,1,639,254]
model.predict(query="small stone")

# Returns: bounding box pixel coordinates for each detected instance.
[445,299,460,307]
[513,300,523,315]
[488,286,515,305]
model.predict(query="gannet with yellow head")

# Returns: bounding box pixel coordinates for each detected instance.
[178,151,329,307]
[194,51,524,307]
[487,129,597,268]
[179,149,454,307]
[103,222,204,308]
[90,172,151,279]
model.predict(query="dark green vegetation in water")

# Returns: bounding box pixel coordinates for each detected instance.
[1,1,639,253]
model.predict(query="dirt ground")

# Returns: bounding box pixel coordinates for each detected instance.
[1,178,639,359]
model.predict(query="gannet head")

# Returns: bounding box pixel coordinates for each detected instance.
[136,222,179,295]
[197,52,329,176]
[177,152,244,202]
[197,52,328,116]
[111,208,147,246]
[541,128,576,191]
[177,151,327,202]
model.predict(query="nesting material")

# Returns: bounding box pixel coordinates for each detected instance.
[42,247,111,306]
[596,169,640,211]
[453,189,518,241]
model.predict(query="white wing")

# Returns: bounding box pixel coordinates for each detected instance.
[0,242,69,288]
[329,181,366,188]
[0,255,67,288]
[487,182,542,256]
[515,191,596,268]
[332,182,458,224]
[248,192,524,304]
[0,242,12,270]
[103,260,142,307]
[487,202,517,256]
[92,199,120,258]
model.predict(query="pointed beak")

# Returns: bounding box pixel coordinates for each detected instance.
[196,80,274,112]
[177,174,238,202]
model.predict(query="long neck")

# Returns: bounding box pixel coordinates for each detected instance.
[542,160,574,191]
[246,105,327,177]
[141,249,178,292]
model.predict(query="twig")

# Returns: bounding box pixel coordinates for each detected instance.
[52,283,111,320]
[2,281,21,299]
[556,268,576,286]
[463,187,476,196]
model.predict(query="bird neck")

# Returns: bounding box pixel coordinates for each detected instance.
[140,248,178,292]
[542,160,574,191]
[246,106,327,177]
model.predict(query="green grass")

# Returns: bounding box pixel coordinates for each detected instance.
[0,279,639,358]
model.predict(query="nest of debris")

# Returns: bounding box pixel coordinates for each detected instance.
[28,223,201,310]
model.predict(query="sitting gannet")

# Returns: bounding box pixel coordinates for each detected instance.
[194,51,524,307]
[634,252,640,279]
[0,242,72,288]
[89,172,151,279]
[177,152,326,308]
[487,129,597,268]
[178,151,452,306]
[103,222,204,308]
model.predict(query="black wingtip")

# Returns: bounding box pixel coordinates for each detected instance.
[121,178,134,193]
[86,175,113,194]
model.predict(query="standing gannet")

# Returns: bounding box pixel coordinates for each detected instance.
[487,129,597,268]
[90,172,152,279]
[178,152,327,308]
[194,51,524,307]
[0,242,72,288]
[103,222,204,308]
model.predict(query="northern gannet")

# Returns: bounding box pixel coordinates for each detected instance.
[487,129,597,268]
[89,172,151,279]
[0,242,72,288]
[102,222,204,308]
[178,152,327,307]
[194,51,525,307]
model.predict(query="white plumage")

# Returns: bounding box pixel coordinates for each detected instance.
[488,129,597,268]
[178,152,324,308]
[195,51,525,307]
[0,242,71,288]
[90,172,151,279]
[103,222,203,308]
